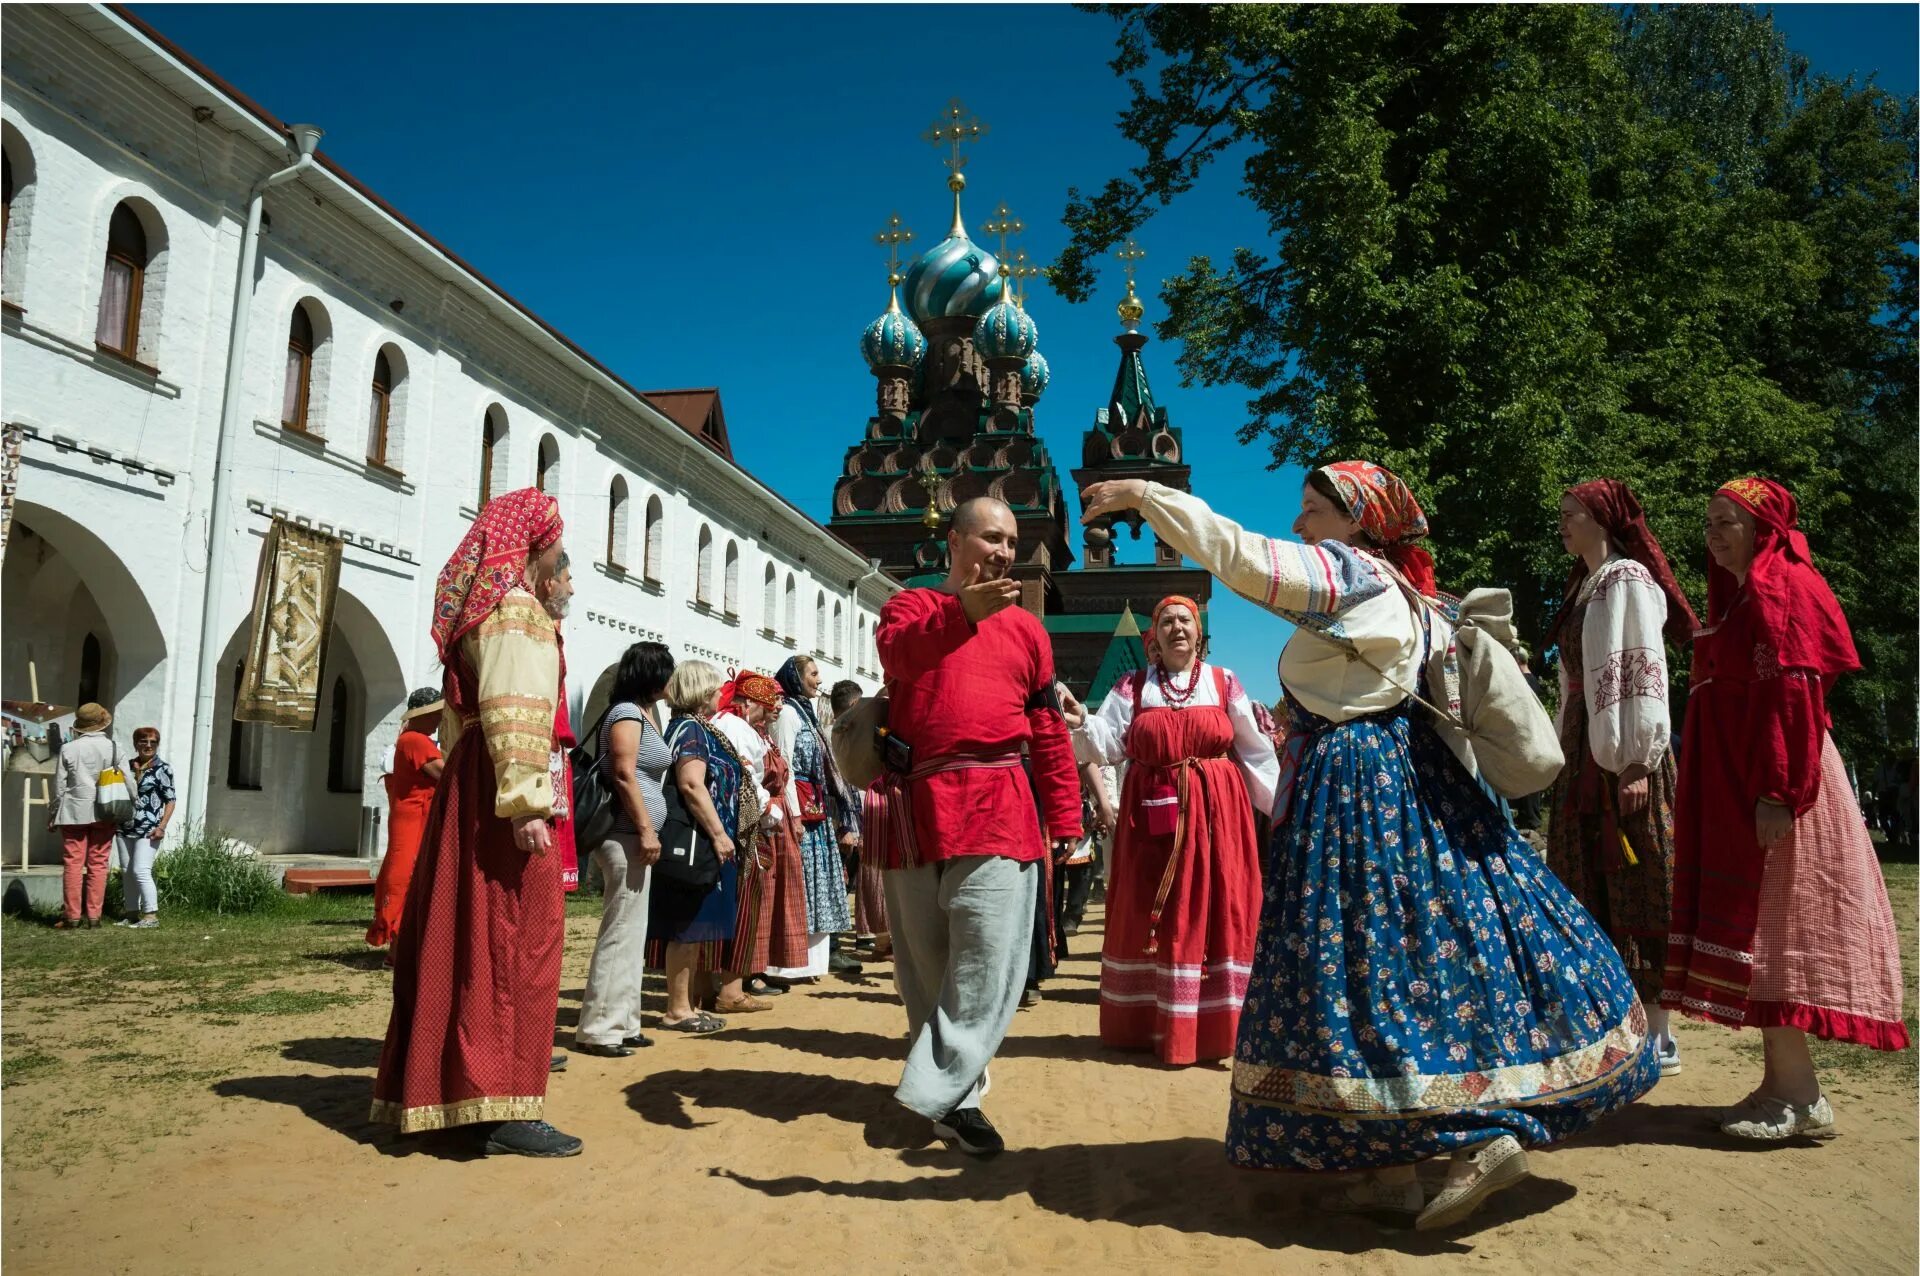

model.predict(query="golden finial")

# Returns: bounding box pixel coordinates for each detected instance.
[981,202,1024,260]
[875,211,914,310]
[1003,248,1042,308]
[924,98,988,236]
[1116,237,1147,329]
[918,468,944,531]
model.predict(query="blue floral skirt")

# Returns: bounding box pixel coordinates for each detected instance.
[797,820,853,935]
[1226,703,1658,1172]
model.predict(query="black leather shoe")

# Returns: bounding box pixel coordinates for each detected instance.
[484,1120,582,1158]
[744,977,788,997]
[620,1034,654,1049]
[933,1106,1004,1158]
[573,1041,634,1058]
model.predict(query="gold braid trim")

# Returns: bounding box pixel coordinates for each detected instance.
[369,1094,545,1133]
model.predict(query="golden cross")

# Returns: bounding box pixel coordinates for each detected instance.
[875,211,915,287]
[1117,237,1147,287]
[1003,247,1041,306]
[924,98,988,177]
[980,201,1024,261]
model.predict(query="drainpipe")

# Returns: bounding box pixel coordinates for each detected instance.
[182,124,324,831]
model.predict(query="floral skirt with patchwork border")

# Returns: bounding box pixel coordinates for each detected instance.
[1227,700,1659,1172]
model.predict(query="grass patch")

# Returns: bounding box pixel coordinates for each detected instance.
[2,1050,61,1087]
[192,989,362,1017]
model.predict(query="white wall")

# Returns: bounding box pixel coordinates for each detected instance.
[0,5,891,861]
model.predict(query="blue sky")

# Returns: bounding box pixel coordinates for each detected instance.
[129,3,1917,701]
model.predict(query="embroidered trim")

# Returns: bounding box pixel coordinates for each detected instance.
[1232,1003,1648,1115]
[1591,647,1667,711]
[370,1093,546,1133]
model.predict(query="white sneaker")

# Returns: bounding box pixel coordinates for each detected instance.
[1416,1136,1532,1231]
[1720,1094,1837,1142]
[1657,1035,1682,1077]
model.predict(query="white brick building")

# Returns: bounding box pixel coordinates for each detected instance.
[1,4,892,865]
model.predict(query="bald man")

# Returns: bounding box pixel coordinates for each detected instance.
[874,497,1082,1156]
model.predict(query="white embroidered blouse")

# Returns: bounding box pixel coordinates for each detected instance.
[1135,483,1425,724]
[1074,661,1281,817]
[1559,557,1672,774]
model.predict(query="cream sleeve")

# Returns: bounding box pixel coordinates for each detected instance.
[464,590,560,822]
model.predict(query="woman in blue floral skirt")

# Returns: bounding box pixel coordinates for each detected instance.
[1081,464,1658,1231]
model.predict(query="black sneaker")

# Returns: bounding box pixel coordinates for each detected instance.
[933,1106,1004,1158]
[829,951,864,974]
[549,1054,568,1073]
[483,1120,582,1158]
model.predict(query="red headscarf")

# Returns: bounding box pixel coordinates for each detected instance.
[718,669,784,718]
[431,488,563,708]
[1708,478,1859,678]
[1314,460,1437,597]
[1548,479,1699,652]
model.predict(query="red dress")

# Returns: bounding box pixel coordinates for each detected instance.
[729,743,810,972]
[366,730,442,949]
[1100,670,1262,1066]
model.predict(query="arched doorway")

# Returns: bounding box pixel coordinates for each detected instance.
[203,584,405,856]
[1,503,167,867]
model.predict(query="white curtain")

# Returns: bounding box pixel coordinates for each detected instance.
[95,258,133,349]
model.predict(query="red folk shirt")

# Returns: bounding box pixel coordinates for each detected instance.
[877,587,1083,864]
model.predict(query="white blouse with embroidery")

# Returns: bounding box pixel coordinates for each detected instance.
[1558,557,1672,774]
[1136,483,1425,724]
[1074,661,1281,817]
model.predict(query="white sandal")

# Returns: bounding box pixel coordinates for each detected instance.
[1415,1136,1531,1231]
[1314,1174,1425,1218]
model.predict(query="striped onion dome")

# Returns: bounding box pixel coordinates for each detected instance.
[973,297,1039,362]
[860,291,927,370]
[1019,349,1051,401]
[903,232,1004,323]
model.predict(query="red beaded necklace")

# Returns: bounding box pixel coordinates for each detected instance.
[1154,657,1204,707]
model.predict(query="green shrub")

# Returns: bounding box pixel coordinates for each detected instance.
[151,830,287,916]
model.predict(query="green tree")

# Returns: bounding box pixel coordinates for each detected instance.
[1054,2,1916,761]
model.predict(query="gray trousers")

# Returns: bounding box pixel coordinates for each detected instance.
[885,855,1036,1119]
[575,833,651,1047]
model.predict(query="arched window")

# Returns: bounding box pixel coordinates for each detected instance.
[643,496,665,582]
[762,563,777,632]
[723,542,740,617]
[95,202,148,357]
[536,434,560,494]
[479,405,507,506]
[607,476,629,568]
[815,593,828,655]
[226,660,262,791]
[832,601,844,663]
[282,303,315,430]
[366,348,395,465]
[2,150,12,260]
[78,632,103,705]
[325,675,359,792]
[858,616,869,674]
[1,128,35,305]
[784,574,797,639]
[696,525,714,605]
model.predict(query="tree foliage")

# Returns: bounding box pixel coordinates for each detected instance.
[1055,3,1917,761]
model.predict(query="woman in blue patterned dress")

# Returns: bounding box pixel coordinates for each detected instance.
[647,659,757,1034]
[769,657,857,979]
[1082,465,1658,1231]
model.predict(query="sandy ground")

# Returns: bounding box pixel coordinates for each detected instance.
[3,897,1916,1276]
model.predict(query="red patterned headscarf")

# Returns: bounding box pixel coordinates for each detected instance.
[718,669,784,718]
[1548,479,1699,652]
[1708,478,1859,678]
[431,488,563,696]
[1314,461,1437,597]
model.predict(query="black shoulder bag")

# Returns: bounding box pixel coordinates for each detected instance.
[654,720,722,891]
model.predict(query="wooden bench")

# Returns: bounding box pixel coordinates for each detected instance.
[281,868,375,895]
